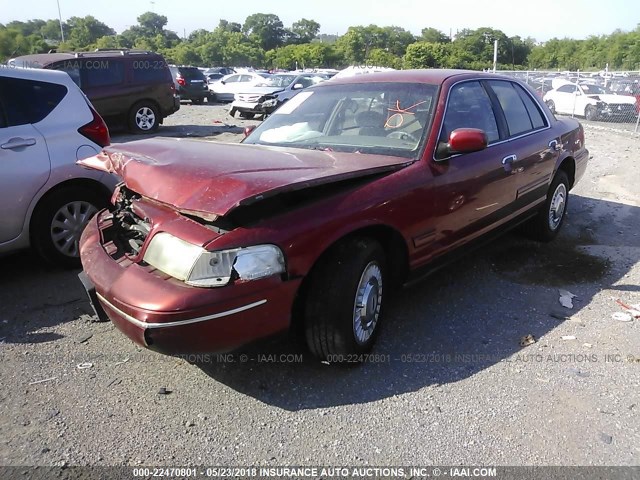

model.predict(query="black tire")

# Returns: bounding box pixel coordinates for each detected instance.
[520,170,570,242]
[31,186,109,268]
[128,101,160,133]
[192,97,204,105]
[239,112,256,120]
[546,100,556,114]
[208,92,217,103]
[585,105,597,121]
[304,237,386,361]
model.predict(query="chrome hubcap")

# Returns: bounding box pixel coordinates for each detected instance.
[50,201,98,257]
[353,262,383,345]
[548,183,567,231]
[136,107,156,130]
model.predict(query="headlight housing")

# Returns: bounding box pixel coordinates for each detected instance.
[143,233,285,288]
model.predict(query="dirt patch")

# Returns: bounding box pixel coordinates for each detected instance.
[489,238,610,286]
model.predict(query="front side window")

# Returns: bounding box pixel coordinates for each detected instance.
[245,82,437,158]
[439,81,499,148]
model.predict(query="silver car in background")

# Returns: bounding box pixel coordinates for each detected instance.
[0,67,117,267]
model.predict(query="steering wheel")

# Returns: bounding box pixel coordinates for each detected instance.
[386,131,419,143]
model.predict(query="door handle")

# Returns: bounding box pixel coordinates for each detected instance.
[502,154,517,173]
[1,137,36,150]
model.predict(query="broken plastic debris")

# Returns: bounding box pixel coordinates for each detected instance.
[29,377,57,385]
[76,362,93,370]
[583,343,593,348]
[559,289,577,309]
[114,358,130,367]
[612,312,633,322]
[158,387,172,395]
[561,335,577,340]
[519,334,536,347]
[77,333,92,344]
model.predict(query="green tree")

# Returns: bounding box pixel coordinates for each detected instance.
[243,13,285,51]
[420,27,450,44]
[291,19,320,44]
[65,16,115,49]
[404,42,449,68]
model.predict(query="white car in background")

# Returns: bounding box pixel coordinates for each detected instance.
[543,81,637,121]
[208,71,271,102]
[0,67,117,266]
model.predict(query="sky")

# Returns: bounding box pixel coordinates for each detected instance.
[1,0,639,43]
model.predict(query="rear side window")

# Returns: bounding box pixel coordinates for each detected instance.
[488,81,536,136]
[84,60,125,87]
[51,60,82,87]
[0,76,67,126]
[515,84,547,129]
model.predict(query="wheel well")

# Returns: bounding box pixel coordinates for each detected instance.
[289,225,409,336]
[558,157,576,189]
[30,178,111,234]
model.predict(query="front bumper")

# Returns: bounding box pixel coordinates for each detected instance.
[230,100,262,113]
[79,214,300,355]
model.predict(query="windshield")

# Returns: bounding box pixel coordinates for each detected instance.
[257,75,297,87]
[244,82,437,158]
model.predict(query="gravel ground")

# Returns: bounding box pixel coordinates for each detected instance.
[0,103,639,468]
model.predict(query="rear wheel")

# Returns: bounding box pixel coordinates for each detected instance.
[31,186,108,268]
[520,170,570,242]
[128,102,159,133]
[192,97,204,105]
[304,237,386,361]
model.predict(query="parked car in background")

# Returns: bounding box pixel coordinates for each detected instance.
[0,67,118,266]
[609,78,640,113]
[229,73,326,119]
[9,49,180,133]
[205,73,224,84]
[204,67,236,76]
[230,73,328,118]
[208,72,271,102]
[260,74,329,115]
[78,70,588,361]
[169,66,209,104]
[543,81,637,121]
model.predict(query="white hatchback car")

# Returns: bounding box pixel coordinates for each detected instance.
[208,72,270,102]
[0,66,118,267]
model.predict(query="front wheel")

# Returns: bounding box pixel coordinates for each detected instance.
[304,237,386,360]
[585,105,597,121]
[545,100,556,114]
[239,112,256,119]
[128,102,159,133]
[520,170,570,242]
[192,97,204,105]
[31,186,108,268]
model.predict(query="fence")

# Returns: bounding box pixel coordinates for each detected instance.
[496,70,640,134]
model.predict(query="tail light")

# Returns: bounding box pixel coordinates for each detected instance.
[177,75,186,86]
[79,101,110,148]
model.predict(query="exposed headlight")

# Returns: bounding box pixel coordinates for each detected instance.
[261,99,278,108]
[143,232,285,288]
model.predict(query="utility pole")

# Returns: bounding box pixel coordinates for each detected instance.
[56,0,65,43]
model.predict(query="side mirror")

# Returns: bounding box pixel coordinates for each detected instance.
[436,128,487,160]
[220,80,226,85]
[244,125,257,138]
[292,83,304,90]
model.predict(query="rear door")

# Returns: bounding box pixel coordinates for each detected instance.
[0,76,59,243]
[485,80,558,211]
[79,58,126,117]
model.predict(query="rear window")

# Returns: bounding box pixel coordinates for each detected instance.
[179,68,205,80]
[0,76,67,126]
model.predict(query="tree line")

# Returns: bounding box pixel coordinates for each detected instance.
[1,12,639,72]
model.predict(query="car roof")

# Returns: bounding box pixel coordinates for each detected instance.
[10,50,162,67]
[324,69,487,86]
[0,66,77,87]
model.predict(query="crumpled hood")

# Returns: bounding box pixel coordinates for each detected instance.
[79,137,411,219]
[587,94,636,105]
[235,86,283,96]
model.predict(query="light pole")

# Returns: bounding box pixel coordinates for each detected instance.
[56,0,65,42]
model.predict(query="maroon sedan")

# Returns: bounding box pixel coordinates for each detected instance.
[78,70,589,361]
